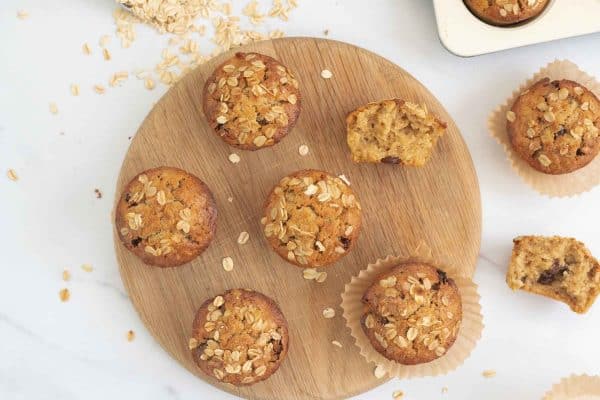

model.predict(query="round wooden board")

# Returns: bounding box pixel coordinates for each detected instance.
[113,38,482,400]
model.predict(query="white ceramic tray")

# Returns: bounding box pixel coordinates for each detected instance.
[433,0,600,57]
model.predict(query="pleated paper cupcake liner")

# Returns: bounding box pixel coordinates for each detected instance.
[340,242,483,379]
[489,59,600,197]
[543,374,600,400]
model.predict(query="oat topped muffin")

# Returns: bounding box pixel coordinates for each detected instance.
[261,169,362,268]
[464,0,549,26]
[361,263,462,365]
[346,99,446,166]
[202,52,301,150]
[507,78,600,174]
[115,167,217,267]
[507,236,600,313]
[190,289,289,386]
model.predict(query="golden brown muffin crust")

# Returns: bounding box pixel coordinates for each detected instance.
[261,169,362,268]
[361,263,462,365]
[346,99,446,166]
[507,78,600,174]
[202,52,301,150]
[507,235,600,313]
[464,0,549,26]
[190,289,289,386]
[116,167,217,267]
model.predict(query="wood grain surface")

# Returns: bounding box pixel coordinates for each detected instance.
[113,37,482,400]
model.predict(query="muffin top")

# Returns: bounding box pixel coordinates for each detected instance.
[507,78,600,174]
[261,169,362,268]
[202,52,301,150]
[346,99,446,166]
[361,263,462,365]
[464,0,549,26]
[115,167,217,267]
[190,289,289,386]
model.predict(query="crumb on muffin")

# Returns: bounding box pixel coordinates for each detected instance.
[507,235,600,313]
[346,99,446,166]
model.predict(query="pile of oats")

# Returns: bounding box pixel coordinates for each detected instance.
[107,0,299,89]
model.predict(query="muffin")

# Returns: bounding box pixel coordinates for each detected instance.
[506,78,600,174]
[346,99,446,166]
[361,263,462,365]
[261,169,362,268]
[202,52,301,150]
[115,167,217,267]
[507,235,600,313]
[464,0,549,26]
[190,289,289,386]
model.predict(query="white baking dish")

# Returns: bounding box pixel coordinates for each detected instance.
[433,0,600,57]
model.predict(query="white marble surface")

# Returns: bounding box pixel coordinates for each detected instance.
[1,1,600,399]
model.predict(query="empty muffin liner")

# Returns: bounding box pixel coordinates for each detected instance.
[489,59,600,197]
[340,242,483,379]
[543,374,600,400]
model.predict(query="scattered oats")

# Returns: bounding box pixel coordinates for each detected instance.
[49,103,59,114]
[99,35,111,47]
[482,369,496,378]
[269,0,290,20]
[62,269,71,282]
[243,0,265,25]
[70,84,80,96]
[321,69,333,79]
[442,387,449,394]
[82,42,92,55]
[144,77,155,90]
[322,307,335,319]
[228,153,241,164]
[81,264,93,273]
[59,288,70,302]
[94,84,106,94]
[237,231,250,245]
[505,110,516,122]
[6,169,18,181]
[109,71,129,87]
[103,48,111,61]
[303,268,319,280]
[331,340,342,348]
[298,144,309,156]
[222,256,234,272]
[338,174,350,185]
[227,196,233,202]
[17,10,29,20]
[126,330,135,342]
[316,271,327,283]
[216,115,228,124]
[392,391,404,399]
[374,365,386,379]
[574,86,584,96]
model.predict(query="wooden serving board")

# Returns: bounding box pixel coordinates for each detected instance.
[113,38,481,400]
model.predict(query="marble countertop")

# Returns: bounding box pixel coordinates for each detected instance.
[1,1,599,399]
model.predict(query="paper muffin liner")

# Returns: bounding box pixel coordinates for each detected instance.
[543,375,600,400]
[489,59,600,197]
[340,242,483,379]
